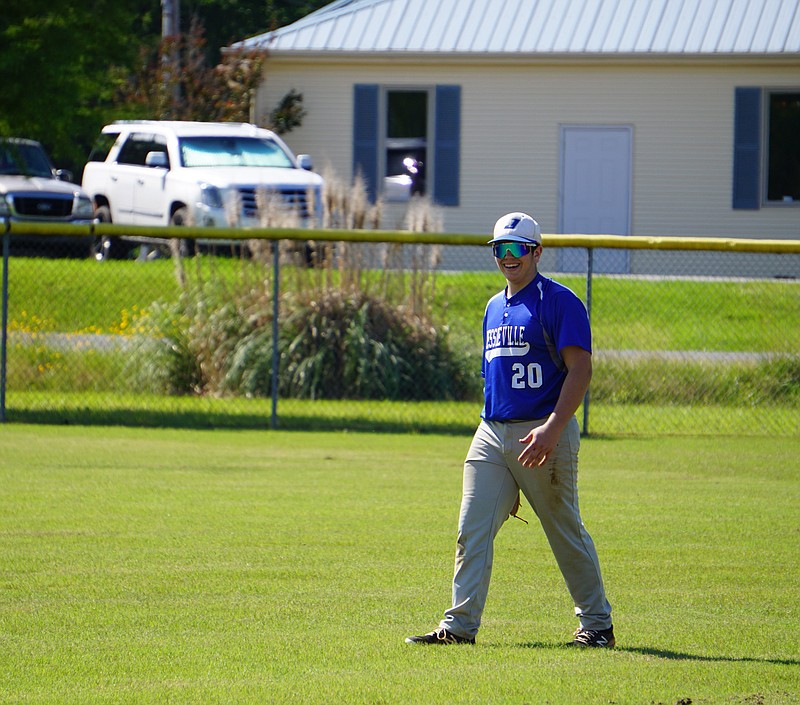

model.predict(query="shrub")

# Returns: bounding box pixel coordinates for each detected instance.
[278,287,474,400]
[132,267,476,402]
[130,169,478,402]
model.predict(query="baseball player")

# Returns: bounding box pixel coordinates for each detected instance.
[406,212,614,648]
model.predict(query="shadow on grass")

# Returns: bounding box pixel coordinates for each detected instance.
[516,642,799,665]
[9,407,271,430]
[7,408,475,435]
[619,645,800,666]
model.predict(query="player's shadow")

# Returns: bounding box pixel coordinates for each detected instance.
[517,641,799,665]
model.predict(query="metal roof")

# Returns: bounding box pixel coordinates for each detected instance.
[238,0,800,55]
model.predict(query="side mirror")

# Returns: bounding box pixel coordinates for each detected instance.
[55,169,74,183]
[297,154,313,171]
[145,151,168,168]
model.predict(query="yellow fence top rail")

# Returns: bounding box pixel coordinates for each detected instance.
[4,219,800,254]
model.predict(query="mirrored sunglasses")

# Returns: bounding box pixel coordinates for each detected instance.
[492,241,532,259]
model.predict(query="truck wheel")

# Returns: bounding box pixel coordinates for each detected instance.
[92,205,131,261]
[91,206,113,261]
[170,207,192,256]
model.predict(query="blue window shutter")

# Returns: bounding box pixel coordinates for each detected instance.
[434,85,461,206]
[732,87,762,210]
[353,84,379,202]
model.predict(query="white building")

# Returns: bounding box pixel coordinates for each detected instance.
[236,0,800,274]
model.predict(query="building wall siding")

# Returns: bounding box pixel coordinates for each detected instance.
[257,59,800,247]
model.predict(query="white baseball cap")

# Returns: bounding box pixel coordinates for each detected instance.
[487,212,541,245]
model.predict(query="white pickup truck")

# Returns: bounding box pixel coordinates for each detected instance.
[81,120,323,258]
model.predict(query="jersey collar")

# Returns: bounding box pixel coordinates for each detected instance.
[505,272,543,302]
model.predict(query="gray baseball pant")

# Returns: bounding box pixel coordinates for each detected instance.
[438,417,612,639]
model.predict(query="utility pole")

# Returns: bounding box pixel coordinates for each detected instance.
[161,0,181,105]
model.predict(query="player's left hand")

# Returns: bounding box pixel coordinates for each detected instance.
[518,424,559,468]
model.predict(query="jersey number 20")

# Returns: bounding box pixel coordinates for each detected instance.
[511,362,543,389]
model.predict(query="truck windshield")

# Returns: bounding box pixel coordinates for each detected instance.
[179,136,295,168]
[0,141,53,178]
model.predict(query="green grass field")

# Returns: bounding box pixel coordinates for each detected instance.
[2,425,798,705]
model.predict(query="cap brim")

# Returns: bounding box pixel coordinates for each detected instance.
[487,234,540,245]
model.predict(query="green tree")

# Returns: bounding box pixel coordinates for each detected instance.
[0,1,328,171]
[0,0,158,169]
[184,0,331,61]
[114,18,268,125]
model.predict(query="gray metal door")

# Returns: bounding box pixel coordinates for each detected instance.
[558,125,632,273]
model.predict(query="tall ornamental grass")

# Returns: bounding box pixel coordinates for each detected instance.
[131,170,477,401]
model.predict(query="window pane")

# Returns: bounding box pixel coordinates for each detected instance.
[0,141,52,178]
[117,134,150,166]
[88,133,120,163]
[767,92,800,202]
[387,91,427,138]
[179,137,294,168]
[385,90,428,196]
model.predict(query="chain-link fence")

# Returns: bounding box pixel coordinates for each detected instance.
[2,224,799,437]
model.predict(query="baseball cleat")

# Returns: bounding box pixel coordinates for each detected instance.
[405,628,475,645]
[572,626,615,648]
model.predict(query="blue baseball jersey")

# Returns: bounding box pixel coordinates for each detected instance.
[481,273,592,421]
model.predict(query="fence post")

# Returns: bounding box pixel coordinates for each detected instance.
[1,227,9,423]
[270,241,280,430]
[582,246,593,436]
